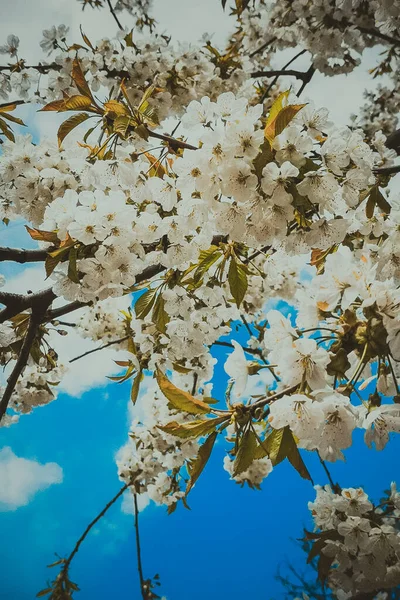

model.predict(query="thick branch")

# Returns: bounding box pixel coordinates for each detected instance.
[0,288,55,324]
[357,26,400,48]
[374,165,400,175]
[0,307,47,421]
[0,247,49,263]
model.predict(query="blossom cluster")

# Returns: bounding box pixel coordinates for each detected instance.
[308,483,400,597]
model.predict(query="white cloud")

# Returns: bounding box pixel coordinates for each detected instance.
[0,447,63,511]
[121,490,150,514]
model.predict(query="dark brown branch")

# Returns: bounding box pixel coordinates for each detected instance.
[249,384,298,412]
[357,26,400,48]
[133,493,147,600]
[296,65,316,96]
[249,36,277,58]
[251,68,309,80]
[0,62,59,73]
[45,300,85,322]
[0,247,49,263]
[0,288,55,324]
[146,129,198,151]
[0,305,48,421]
[64,482,130,570]
[106,0,124,30]
[373,165,400,175]
[69,335,130,363]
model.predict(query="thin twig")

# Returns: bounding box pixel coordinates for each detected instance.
[317,450,340,493]
[106,0,124,30]
[133,493,147,600]
[249,37,277,58]
[69,336,130,363]
[64,482,130,570]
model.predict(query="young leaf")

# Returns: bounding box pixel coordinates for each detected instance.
[135,288,158,320]
[57,112,90,147]
[25,226,58,243]
[228,258,248,308]
[45,254,61,278]
[36,589,53,598]
[274,104,306,137]
[193,245,222,283]
[158,416,227,439]
[131,369,143,404]
[156,368,211,415]
[67,246,79,283]
[265,103,306,144]
[152,293,169,334]
[233,429,258,476]
[72,58,94,101]
[186,431,218,495]
[64,95,94,111]
[267,426,312,481]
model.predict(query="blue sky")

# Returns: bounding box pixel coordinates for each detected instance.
[1,318,400,600]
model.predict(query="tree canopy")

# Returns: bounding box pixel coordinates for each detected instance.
[1,1,400,598]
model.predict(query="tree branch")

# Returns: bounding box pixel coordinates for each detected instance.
[146,129,198,151]
[249,36,277,58]
[69,335,130,363]
[0,288,55,324]
[357,26,400,48]
[0,247,49,263]
[296,65,316,96]
[0,62,59,73]
[106,0,124,30]
[373,165,400,175]
[133,493,147,600]
[64,481,130,570]
[251,68,309,80]
[0,306,48,421]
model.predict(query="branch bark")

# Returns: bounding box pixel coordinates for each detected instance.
[0,305,48,421]
[0,247,49,263]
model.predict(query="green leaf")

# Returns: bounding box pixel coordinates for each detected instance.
[317,552,335,584]
[274,104,306,138]
[152,293,170,334]
[64,95,93,111]
[0,117,15,141]
[67,246,79,283]
[36,589,53,598]
[193,245,222,283]
[131,369,143,404]
[267,426,312,481]
[57,112,90,146]
[158,416,227,439]
[72,58,94,101]
[25,226,58,243]
[45,254,61,278]
[156,368,211,415]
[228,258,248,308]
[135,288,158,320]
[233,429,258,477]
[186,431,218,495]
